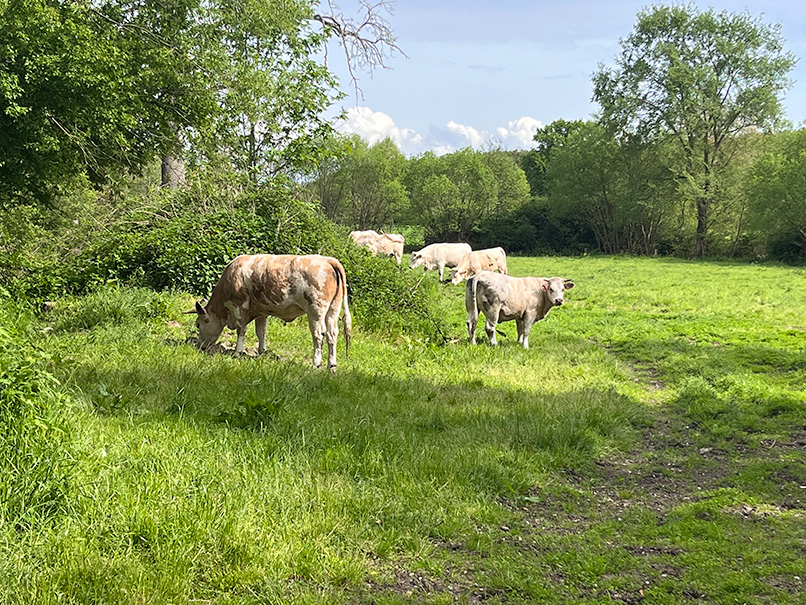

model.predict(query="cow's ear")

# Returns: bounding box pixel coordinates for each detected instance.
[564,280,575,290]
[541,281,548,291]
[195,301,208,317]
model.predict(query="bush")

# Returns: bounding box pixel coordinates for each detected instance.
[472,198,596,255]
[13,183,448,342]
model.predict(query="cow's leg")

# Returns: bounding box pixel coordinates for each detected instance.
[255,316,267,354]
[466,313,478,345]
[465,280,478,344]
[438,262,445,281]
[516,318,524,345]
[307,313,326,368]
[324,308,340,371]
[235,325,247,353]
[485,315,499,346]
[484,306,500,346]
[521,316,536,349]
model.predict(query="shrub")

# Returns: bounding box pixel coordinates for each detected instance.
[15,183,447,342]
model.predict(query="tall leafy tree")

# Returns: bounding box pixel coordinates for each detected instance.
[746,129,806,260]
[405,149,498,242]
[0,0,203,204]
[304,135,407,229]
[547,121,677,254]
[593,5,795,256]
[521,120,585,198]
[481,149,530,215]
[0,0,400,204]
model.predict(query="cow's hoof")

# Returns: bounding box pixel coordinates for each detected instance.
[328,365,337,373]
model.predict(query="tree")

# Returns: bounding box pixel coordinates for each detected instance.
[0,0,202,205]
[547,121,677,255]
[521,120,585,198]
[342,136,408,229]
[405,149,498,242]
[746,129,806,261]
[593,5,795,256]
[0,0,402,204]
[481,149,530,215]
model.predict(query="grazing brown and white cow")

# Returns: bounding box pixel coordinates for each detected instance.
[465,271,574,348]
[188,254,352,370]
[349,230,405,264]
[449,247,508,285]
[409,242,472,281]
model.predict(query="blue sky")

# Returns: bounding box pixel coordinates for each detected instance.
[321,0,806,155]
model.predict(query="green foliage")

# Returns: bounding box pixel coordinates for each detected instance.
[545,121,678,255]
[309,135,409,229]
[8,181,447,341]
[593,4,796,256]
[746,129,806,263]
[472,197,595,255]
[403,147,530,242]
[0,294,72,528]
[0,0,347,205]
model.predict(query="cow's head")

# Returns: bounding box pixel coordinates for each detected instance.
[409,251,423,269]
[186,300,226,350]
[450,267,467,285]
[540,277,575,306]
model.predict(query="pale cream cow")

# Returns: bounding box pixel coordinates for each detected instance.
[449,247,508,284]
[409,242,472,281]
[465,271,574,348]
[349,230,405,264]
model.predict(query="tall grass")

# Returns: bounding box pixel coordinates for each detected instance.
[0,293,73,531]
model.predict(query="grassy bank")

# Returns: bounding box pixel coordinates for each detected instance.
[1,256,804,603]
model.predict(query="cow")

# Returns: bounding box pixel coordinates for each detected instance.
[187,254,352,370]
[409,242,472,281]
[349,230,405,264]
[465,271,574,349]
[349,230,379,246]
[449,247,508,285]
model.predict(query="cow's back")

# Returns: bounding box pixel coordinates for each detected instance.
[210,254,340,321]
[436,243,471,266]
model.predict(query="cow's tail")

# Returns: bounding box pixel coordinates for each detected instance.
[465,273,479,326]
[332,259,352,359]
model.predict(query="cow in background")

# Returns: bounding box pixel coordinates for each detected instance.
[409,242,472,281]
[449,247,508,284]
[349,230,405,264]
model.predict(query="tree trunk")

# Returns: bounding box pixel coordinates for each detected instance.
[695,196,708,257]
[161,154,185,188]
[160,123,186,188]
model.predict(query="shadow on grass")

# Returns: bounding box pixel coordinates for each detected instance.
[67,341,642,497]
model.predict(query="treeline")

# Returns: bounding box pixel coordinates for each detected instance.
[302,125,806,262]
[305,5,804,263]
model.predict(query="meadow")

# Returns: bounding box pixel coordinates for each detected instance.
[1,255,804,604]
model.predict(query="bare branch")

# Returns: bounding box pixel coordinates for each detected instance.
[314,0,406,99]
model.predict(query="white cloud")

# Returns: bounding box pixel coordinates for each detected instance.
[337,106,424,152]
[495,116,543,149]
[336,106,542,156]
[445,120,486,147]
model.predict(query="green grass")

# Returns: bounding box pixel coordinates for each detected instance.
[1,256,804,603]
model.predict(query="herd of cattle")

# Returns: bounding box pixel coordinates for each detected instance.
[188,230,574,370]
